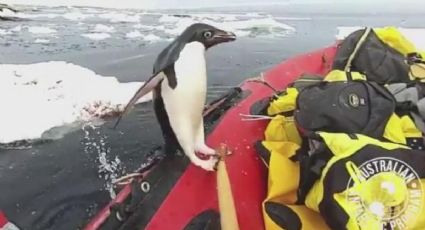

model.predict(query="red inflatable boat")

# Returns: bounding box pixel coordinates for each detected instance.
[83,45,338,230]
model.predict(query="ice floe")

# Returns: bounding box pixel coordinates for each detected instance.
[81,32,111,40]
[0,61,151,144]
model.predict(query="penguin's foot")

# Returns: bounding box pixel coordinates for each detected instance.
[190,155,218,171]
[195,144,217,156]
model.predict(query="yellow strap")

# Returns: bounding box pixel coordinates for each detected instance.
[345,161,365,186]
[216,145,240,230]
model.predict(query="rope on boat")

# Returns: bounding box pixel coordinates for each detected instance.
[239,114,294,122]
[246,73,279,97]
[239,113,274,121]
[112,173,144,186]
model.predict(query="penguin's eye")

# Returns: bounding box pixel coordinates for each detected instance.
[203,31,213,39]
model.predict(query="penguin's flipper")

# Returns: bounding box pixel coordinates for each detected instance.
[113,72,165,128]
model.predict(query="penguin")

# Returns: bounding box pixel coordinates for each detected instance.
[114,23,236,171]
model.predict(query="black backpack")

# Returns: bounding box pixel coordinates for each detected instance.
[294,80,395,139]
[333,28,425,84]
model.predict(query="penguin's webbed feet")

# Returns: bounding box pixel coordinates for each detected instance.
[191,155,219,171]
[192,144,231,171]
[196,144,218,156]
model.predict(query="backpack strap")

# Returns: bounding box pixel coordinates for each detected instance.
[407,52,425,65]
[390,82,425,134]
[344,27,372,72]
[295,134,333,204]
[346,71,354,81]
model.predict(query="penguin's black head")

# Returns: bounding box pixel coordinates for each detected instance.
[184,23,236,49]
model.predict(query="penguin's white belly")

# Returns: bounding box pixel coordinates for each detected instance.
[161,42,207,144]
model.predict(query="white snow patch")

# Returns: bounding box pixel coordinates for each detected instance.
[1,8,296,39]
[216,17,295,37]
[12,12,58,19]
[158,14,179,23]
[125,30,142,39]
[132,23,165,31]
[0,29,12,35]
[93,24,115,33]
[27,26,57,34]
[143,33,161,42]
[0,61,151,144]
[159,14,295,37]
[0,8,17,17]
[335,26,364,40]
[132,24,144,29]
[98,12,140,23]
[274,16,312,21]
[245,12,263,18]
[11,25,22,32]
[81,33,111,40]
[63,11,90,21]
[34,38,50,43]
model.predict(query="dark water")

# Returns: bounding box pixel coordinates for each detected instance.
[1,6,424,230]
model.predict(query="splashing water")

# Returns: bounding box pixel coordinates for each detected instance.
[82,123,122,198]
